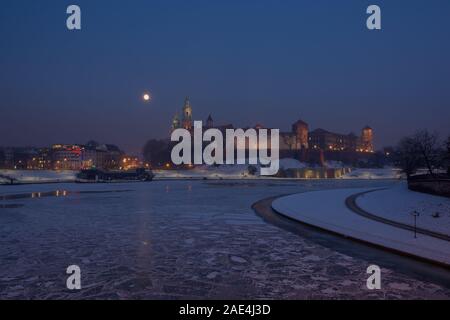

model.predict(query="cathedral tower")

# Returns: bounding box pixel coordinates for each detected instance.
[182,96,193,130]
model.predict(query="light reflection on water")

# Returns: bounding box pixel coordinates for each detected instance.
[0,189,132,203]
[0,179,449,299]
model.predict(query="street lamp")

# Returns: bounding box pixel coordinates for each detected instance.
[411,210,420,238]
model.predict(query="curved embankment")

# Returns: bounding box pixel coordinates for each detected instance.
[346,190,450,242]
[267,188,450,267]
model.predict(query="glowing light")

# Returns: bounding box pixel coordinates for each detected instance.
[143,93,151,102]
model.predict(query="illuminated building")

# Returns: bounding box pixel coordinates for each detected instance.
[182,96,193,130]
[307,127,374,153]
[171,97,194,132]
[51,143,124,170]
[0,147,51,169]
[308,129,358,152]
[121,156,141,170]
[27,148,52,169]
[95,144,123,169]
[361,126,374,153]
[169,97,374,157]
[51,144,82,170]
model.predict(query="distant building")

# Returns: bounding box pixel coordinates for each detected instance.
[0,147,51,169]
[120,155,140,170]
[0,144,124,171]
[279,119,309,154]
[51,143,124,170]
[308,127,374,153]
[80,146,98,169]
[98,144,124,169]
[171,97,194,132]
[28,148,52,169]
[308,129,357,151]
[182,96,193,130]
[168,97,375,164]
[2,148,21,169]
[51,144,82,170]
[171,98,234,134]
[360,126,374,153]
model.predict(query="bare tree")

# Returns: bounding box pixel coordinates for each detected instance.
[412,130,440,176]
[394,136,422,179]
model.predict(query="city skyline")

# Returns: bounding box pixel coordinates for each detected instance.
[1,0,450,154]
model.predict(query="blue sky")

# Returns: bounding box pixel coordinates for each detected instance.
[1,0,449,154]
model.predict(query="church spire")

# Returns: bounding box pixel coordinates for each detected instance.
[206,114,213,128]
[182,96,193,130]
[171,112,180,131]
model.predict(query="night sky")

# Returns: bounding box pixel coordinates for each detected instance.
[1,0,449,155]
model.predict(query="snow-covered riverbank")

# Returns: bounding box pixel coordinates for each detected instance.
[1,164,402,184]
[356,182,450,236]
[154,164,402,180]
[0,170,76,184]
[272,186,450,266]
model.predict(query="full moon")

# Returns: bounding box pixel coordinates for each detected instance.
[143,93,151,101]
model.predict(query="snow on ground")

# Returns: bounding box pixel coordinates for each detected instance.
[154,164,258,179]
[156,165,402,180]
[1,164,403,184]
[155,158,308,179]
[356,182,450,236]
[279,159,344,169]
[324,161,344,168]
[342,168,402,180]
[0,170,76,184]
[272,188,450,265]
[279,158,307,169]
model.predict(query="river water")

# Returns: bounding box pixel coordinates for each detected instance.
[0,179,449,299]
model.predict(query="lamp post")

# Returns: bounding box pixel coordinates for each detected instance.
[412,211,420,239]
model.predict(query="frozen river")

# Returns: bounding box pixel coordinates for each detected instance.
[1,179,449,299]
